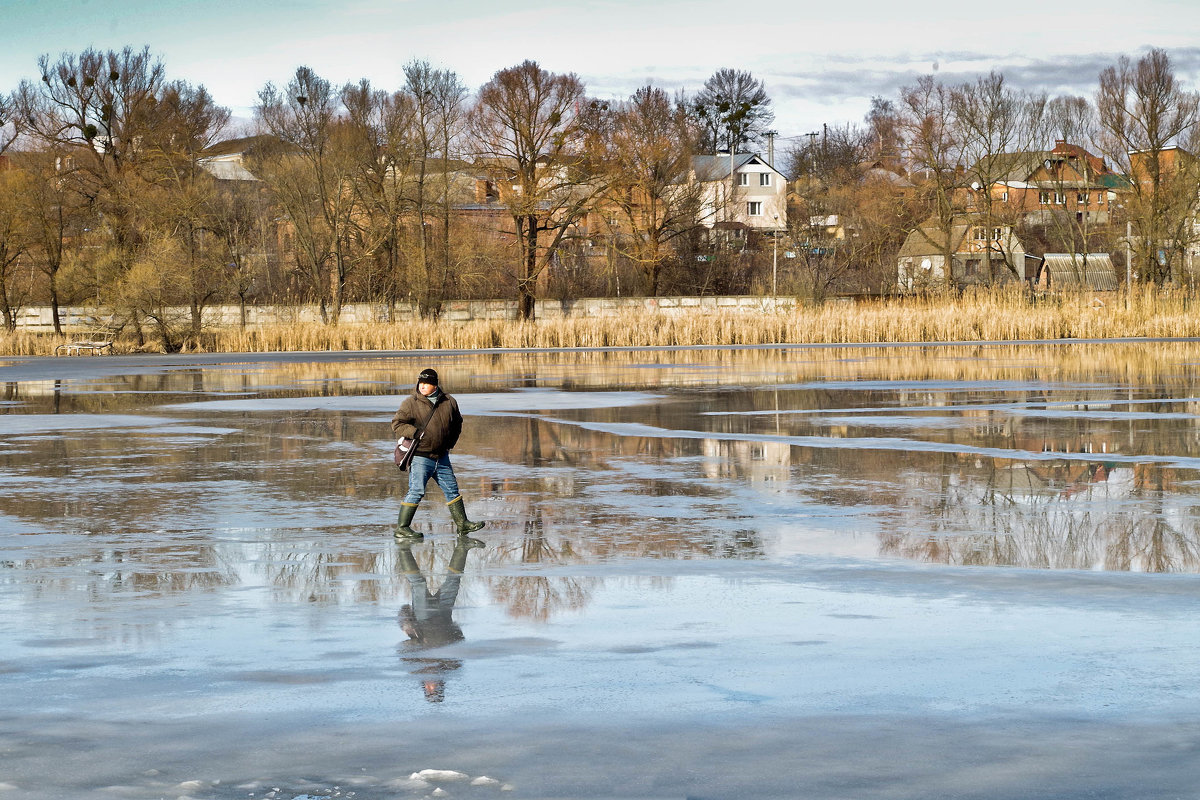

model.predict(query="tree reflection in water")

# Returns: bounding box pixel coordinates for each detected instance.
[488,508,596,622]
[881,461,1200,572]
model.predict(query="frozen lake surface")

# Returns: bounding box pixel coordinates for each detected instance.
[4,342,1200,799]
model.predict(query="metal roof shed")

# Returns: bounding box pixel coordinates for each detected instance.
[1037,253,1120,291]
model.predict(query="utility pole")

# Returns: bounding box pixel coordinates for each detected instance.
[805,131,819,175]
[724,104,737,226]
[1126,219,1133,292]
[772,215,780,300]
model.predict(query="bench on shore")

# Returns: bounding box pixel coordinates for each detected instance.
[55,325,119,356]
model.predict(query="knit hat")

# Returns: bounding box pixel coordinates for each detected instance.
[417,368,439,386]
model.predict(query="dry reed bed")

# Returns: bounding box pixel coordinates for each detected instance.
[4,290,1199,357]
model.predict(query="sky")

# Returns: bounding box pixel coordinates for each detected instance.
[3,0,1200,158]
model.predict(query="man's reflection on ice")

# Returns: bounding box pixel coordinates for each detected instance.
[397,537,483,702]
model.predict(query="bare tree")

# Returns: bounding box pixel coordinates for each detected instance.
[0,91,17,156]
[952,72,1046,281]
[898,75,966,290]
[403,60,469,314]
[16,47,168,253]
[1097,48,1200,284]
[865,96,904,166]
[15,47,228,344]
[16,149,88,333]
[691,68,774,153]
[784,123,876,298]
[603,85,704,295]
[786,123,870,183]
[141,81,231,343]
[255,66,361,322]
[1047,95,1098,148]
[470,60,604,319]
[340,79,417,310]
[210,178,270,327]
[0,165,29,331]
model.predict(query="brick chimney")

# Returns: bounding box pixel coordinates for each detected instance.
[475,178,492,203]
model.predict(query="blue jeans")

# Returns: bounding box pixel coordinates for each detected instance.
[403,454,461,505]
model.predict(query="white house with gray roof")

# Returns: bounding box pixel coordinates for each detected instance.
[689,153,787,233]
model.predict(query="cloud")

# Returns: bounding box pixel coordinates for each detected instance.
[754,46,1200,133]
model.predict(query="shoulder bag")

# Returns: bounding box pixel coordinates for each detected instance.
[394,401,436,472]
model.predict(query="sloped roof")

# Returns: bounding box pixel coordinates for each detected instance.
[1096,173,1132,189]
[1039,253,1119,291]
[971,143,1123,187]
[857,160,913,187]
[691,153,777,181]
[980,151,1048,183]
[1049,140,1110,177]
[201,134,280,158]
[897,219,970,258]
[199,158,258,181]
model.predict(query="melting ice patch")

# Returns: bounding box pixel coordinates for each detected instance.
[715,394,1200,417]
[535,416,1200,469]
[160,388,664,414]
[768,379,1113,392]
[3,413,190,434]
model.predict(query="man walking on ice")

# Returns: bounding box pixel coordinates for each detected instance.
[391,368,486,542]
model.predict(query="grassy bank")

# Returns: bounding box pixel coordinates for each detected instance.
[5,288,1199,357]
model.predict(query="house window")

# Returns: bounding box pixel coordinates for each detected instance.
[1039,191,1052,205]
[1001,191,1009,202]
[974,227,988,241]
[993,227,1003,241]
[760,173,771,186]
[1077,192,1090,204]
[737,173,749,186]
[747,201,763,216]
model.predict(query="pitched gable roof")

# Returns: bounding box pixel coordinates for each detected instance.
[981,151,1048,184]
[970,142,1122,187]
[691,153,777,181]
[897,218,970,258]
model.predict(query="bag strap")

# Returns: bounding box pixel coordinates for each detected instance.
[409,398,438,442]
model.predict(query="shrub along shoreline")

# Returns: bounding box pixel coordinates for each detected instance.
[3,288,1199,357]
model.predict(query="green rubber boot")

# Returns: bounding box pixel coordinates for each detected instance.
[394,502,422,541]
[447,496,485,536]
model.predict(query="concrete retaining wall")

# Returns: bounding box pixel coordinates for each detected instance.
[14,296,802,331]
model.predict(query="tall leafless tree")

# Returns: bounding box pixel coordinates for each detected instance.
[403,60,468,314]
[691,68,774,153]
[340,79,417,310]
[0,165,29,331]
[898,75,966,290]
[952,72,1046,281]
[470,60,604,319]
[256,66,361,323]
[1097,48,1200,284]
[603,85,704,296]
[15,47,228,345]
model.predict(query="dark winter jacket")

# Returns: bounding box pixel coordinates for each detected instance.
[391,389,464,458]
